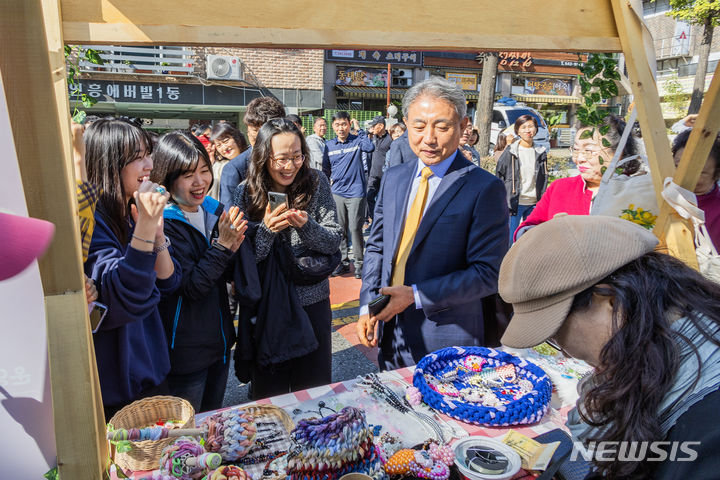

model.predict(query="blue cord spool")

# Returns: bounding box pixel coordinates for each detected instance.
[413,346,552,427]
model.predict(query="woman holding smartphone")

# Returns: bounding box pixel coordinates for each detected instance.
[84,117,181,419]
[150,131,247,412]
[233,118,341,398]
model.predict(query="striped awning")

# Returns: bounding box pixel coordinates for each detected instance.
[513,94,582,104]
[335,85,478,101]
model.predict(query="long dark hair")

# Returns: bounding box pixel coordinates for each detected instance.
[245,118,317,221]
[85,117,153,244]
[150,130,213,200]
[570,252,720,479]
[210,122,248,160]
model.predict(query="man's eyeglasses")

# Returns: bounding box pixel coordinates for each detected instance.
[272,154,305,168]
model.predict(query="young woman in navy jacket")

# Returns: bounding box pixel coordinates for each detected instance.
[151,131,247,412]
[84,117,181,419]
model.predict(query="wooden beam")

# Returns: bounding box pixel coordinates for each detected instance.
[0,0,107,477]
[610,0,698,267]
[673,62,720,192]
[60,0,622,52]
[653,62,720,249]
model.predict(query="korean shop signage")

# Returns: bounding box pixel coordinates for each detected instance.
[326,49,422,66]
[69,80,261,106]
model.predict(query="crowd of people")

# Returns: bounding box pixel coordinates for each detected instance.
[71,76,720,479]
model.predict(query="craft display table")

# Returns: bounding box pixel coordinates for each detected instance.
[124,348,586,479]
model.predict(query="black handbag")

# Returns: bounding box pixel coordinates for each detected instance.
[279,240,342,286]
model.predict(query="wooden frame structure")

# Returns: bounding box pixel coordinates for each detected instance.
[0,0,718,477]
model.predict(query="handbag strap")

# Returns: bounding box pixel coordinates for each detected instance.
[599,108,638,187]
[661,177,719,256]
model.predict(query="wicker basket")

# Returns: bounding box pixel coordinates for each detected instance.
[241,403,294,432]
[108,395,195,472]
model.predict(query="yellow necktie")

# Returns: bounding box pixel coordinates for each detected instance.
[391,166,434,286]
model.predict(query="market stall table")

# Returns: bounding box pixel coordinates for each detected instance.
[122,348,588,479]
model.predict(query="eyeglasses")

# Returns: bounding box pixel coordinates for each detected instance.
[570,145,611,160]
[465,446,509,475]
[272,154,305,168]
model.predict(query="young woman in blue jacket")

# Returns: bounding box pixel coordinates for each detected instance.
[84,117,181,419]
[151,131,247,412]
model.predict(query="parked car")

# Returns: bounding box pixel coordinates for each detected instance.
[478,104,552,155]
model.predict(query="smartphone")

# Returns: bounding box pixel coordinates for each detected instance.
[88,302,108,333]
[368,294,391,317]
[268,191,288,211]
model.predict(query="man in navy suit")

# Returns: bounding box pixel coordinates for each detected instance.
[358,77,509,370]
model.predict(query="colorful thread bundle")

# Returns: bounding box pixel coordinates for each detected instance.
[202,465,251,480]
[413,346,552,427]
[200,409,258,462]
[108,426,175,442]
[286,406,386,480]
[159,437,222,479]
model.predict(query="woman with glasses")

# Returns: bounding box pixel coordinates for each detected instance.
[208,123,249,200]
[233,118,341,398]
[513,115,638,241]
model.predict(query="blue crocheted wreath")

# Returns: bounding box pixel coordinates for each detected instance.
[413,346,552,427]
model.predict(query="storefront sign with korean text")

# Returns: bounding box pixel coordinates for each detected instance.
[326,49,422,66]
[445,72,478,91]
[69,80,262,106]
[498,52,534,67]
[335,67,388,87]
[524,77,573,96]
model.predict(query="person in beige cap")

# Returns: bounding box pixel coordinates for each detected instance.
[499,215,720,479]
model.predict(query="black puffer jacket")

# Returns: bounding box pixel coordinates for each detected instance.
[495,141,548,215]
[159,197,237,376]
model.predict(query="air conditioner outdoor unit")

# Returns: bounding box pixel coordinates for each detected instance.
[392,77,412,87]
[393,68,413,79]
[206,55,244,81]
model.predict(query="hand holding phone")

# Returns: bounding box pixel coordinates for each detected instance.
[368,294,391,317]
[268,191,288,211]
[264,192,290,233]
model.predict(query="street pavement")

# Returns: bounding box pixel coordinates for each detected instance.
[222,265,375,407]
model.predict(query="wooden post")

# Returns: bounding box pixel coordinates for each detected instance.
[610,0,698,267]
[672,62,720,193]
[0,0,107,477]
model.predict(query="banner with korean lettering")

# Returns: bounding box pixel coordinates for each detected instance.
[0,73,56,478]
[326,49,422,66]
[335,67,388,87]
[445,72,478,91]
[524,77,573,96]
[69,80,263,106]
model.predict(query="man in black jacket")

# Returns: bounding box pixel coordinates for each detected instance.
[366,116,393,222]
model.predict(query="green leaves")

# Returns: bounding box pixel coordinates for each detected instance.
[598,156,605,165]
[72,110,87,124]
[599,124,611,136]
[580,129,594,139]
[602,138,612,148]
[84,48,105,65]
[44,467,59,480]
[577,53,621,128]
[600,166,608,175]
